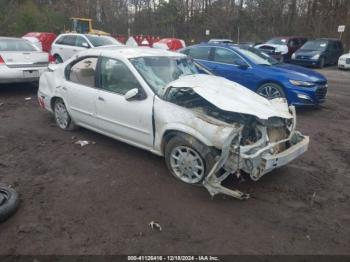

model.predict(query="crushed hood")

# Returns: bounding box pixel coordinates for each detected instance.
[165,74,292,120]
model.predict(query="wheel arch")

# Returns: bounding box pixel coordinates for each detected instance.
[50,96,69,112]
[160,128,214,156]
[256,79,286,92]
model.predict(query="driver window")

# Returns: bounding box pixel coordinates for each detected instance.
[69,57,97,87]
[214,48,245,65]
[100,57,141,95]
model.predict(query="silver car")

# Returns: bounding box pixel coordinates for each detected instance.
[0,37,48,84]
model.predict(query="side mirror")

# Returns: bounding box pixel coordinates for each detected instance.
[235,60,249,69]
[82,42,90,48]
[124,88,139,101]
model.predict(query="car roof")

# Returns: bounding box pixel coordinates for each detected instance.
[315,38,341,42]
[209,39,233,42]
[191,42,239,49]
[0,37,25,41]
[82,46,186,59]
[270,36,306,39]
[57,33,109,38]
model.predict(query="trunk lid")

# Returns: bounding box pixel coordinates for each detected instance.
[0,51,48,68]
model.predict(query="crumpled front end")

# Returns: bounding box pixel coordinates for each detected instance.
[203,106,309,200]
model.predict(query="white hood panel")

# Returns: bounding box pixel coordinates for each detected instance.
[166,74,292,120]
[256,43,289,54]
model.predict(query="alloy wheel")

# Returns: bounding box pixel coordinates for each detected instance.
[54,102,70,129]
[169,146,205,184]
[257,85,283,99]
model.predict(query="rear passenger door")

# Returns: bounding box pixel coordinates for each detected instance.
[95,57,154,148]
[60,35,78,61]
[63,56,99,127]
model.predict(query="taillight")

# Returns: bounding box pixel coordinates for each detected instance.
[0,55,4,64]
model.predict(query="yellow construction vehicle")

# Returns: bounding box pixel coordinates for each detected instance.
[68,18,110,36]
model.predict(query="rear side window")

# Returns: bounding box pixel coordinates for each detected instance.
[68,57,98,87]
[55,36,66,45]
[100,57,141,95]
[58,35,77,46]
[187,47,211,60]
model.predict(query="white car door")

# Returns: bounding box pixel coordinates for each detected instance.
[59,35,78,61]
[62,56,99,127]
[95,57,154,148]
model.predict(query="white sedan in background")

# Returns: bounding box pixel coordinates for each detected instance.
[0,37,48,83]
[51,33,123,63]
[38,47,309,200]
[338,52,350,70]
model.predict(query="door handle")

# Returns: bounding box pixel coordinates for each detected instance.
[98,96,105,102]
[62,87,67,91]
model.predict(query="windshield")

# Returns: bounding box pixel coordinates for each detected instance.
[300,40,328,51]
[130,56,199,96]
[266,38,287,45]
[238,47,279,65]
[0,39,37,51]
[85,35,122,47]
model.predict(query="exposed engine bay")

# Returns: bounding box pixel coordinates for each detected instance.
[165,86,309,200]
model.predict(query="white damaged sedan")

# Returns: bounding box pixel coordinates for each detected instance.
[38,47,309,199]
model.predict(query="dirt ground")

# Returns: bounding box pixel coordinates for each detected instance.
[0,67,349,255]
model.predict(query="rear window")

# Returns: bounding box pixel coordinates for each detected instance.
[85,35,121,47]
[0,39,37,51]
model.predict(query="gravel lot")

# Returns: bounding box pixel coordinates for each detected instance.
[0,67,349,255]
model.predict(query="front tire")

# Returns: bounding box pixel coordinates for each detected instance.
[164,134,217,186]
[53,99,77,131]
[256,83,286,100]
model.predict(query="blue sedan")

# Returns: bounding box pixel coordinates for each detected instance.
[180,43,328,106]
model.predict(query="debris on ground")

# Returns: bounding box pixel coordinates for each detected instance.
[0,103,4,107]
[149,221,162,232]
[25,97,32,101]
[310,192,317,207]
[75,140,90,147]
[74,140,96,147]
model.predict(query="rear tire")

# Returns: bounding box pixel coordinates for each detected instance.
[53,98,77,131]
[0,185,19,223]
[164,134,217,186]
